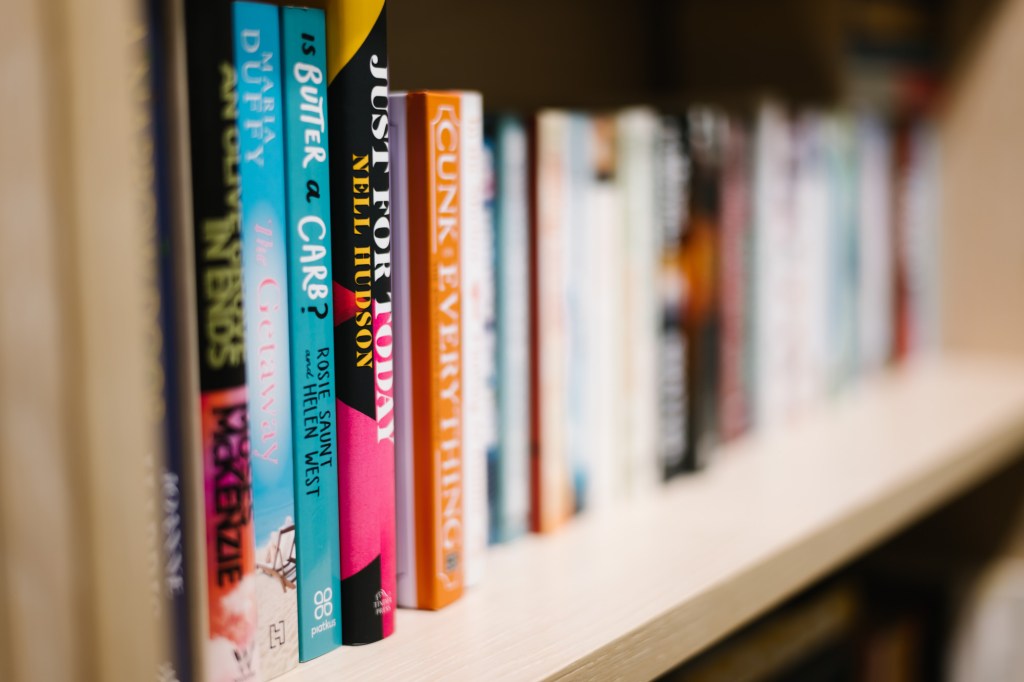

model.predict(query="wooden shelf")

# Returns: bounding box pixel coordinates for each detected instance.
[279,354,1024,681]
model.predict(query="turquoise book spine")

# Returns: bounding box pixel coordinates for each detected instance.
[233,2,298,677]
[281,6,343,661]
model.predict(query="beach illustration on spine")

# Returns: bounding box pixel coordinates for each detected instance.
[233,2,300,676]
[183,0,260,678]
[281,5,344,661]
[326,0,397,642]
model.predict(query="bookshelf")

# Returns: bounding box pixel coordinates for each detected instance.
[4,0,1024,680]
[274,355,1024,681]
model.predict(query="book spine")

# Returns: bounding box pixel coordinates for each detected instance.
[281,6,343,661]
[324,0,396,642]
[791,113,826,415]
[616,108,662,488]
[233,4,299,675]
[584,114,621,508]
[682,108,722,469]
[483,127,500,543]
[492,116,530,542]
[718,117,752,443]
[752,102,796,430]
[405,91,464,609]
[459,91,489,585]
[856,114,894,373]
[530,110,573,533]
[390,94,416,605]
[892,120,912,362]
[658,116,689,477]
[145,0,191,675]
[182,0,260,678]
[902,119,941,356]
[824,116,859,394]
[565,113,591,512]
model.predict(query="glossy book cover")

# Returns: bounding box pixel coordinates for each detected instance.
[183,0,260,678]
[392,91,465,610]
[281,5,343,661]
[325,0,396,642]
[233,2,299,676]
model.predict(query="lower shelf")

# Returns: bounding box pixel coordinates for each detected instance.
[280,353,1024,681]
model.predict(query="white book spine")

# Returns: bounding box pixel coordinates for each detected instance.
[616,108,662,496]
[753,102,796,430]
[857,113,894,373]
[460,91,489,587]
[389,94,418,607]
[586,115,621,509]
[793,112,830,415]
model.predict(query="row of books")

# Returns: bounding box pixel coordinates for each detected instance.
[145,1,941,680]
[522,102,940,524]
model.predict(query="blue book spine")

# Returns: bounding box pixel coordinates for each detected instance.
[483,130,501,543]
[233,2,298,677]
[491,116,531,543]
[281,6,343,660]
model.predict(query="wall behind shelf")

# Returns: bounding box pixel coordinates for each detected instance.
[387,0,844,110]
[388,0,1024,356]
[388,0,656,110]
[941,0,1024,356]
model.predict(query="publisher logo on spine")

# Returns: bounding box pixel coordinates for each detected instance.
[373,588,393,616]
[310,587,337,638]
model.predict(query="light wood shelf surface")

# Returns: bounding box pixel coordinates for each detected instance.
[280,354,1024,681]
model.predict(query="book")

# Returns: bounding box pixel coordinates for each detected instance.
[717,115,752,444]
[392,91,465,610]
[681,107,722,469]
[856,112,894,374]
[232,3,299,675]
[792,112,829,414]
[565,112,592,512]
[391,92,415,609]
[459,91,489,586]
[280,6,343,661]
[823,114,859,394]
[182,0,260,678]
[752,101,797,431]
[145,0,192,675]
[584,114,623,507]
[658,116,689,477]
[486,115,531,543]
[529,109,574,532]
[324,0,397,643]
[616,108,662,488]
[893,117,941,360]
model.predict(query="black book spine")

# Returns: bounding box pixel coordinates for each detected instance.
[182,1,259,678]
[658,115,690,480]
[326,0,397,644]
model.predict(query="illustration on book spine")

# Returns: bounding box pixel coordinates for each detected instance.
[233,2,299,675]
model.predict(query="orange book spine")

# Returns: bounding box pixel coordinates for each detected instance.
[407,92,464,609]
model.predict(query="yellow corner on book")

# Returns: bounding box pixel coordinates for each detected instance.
[326,0,386,82]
